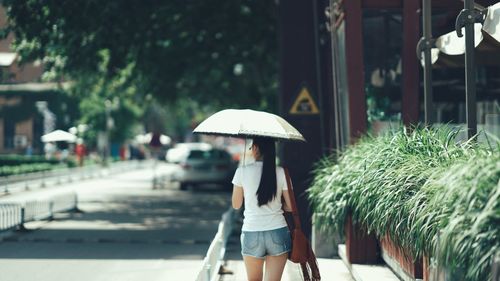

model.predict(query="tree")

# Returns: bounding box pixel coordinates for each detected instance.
[2,0,279,110]
[69,50,144,147]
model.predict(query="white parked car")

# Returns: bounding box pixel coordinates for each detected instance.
[169,143,237,190]
[165,142,212,163]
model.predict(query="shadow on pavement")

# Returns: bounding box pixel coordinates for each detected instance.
[0,182,231,260]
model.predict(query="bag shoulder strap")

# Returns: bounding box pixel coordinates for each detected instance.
[284,167,302,230]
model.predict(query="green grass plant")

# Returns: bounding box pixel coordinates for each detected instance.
[0,163,54,176]
[410,151,499,281]
[309,126,499,281]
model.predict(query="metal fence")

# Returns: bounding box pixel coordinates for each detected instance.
[0,160,145,195]
[0,191,78,233]
[0,160,147,233]
[195,208,236,281]
[0,203,21,232]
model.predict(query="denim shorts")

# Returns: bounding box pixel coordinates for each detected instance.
[240,226,291,259]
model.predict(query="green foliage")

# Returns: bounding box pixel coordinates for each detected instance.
[0,154,58,165]
[410,152,500,281]
[0,155,77,176]
[309,127,499,281]
[3,0,279,109]
[70,52,144,146]
[0,163,54,176]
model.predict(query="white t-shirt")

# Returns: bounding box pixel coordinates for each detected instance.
[232,161,288,232]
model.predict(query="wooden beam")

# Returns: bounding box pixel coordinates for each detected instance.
[344,0,367,140]
[402,0,421,126]
[360,0,464,9]
[362,0,401,9]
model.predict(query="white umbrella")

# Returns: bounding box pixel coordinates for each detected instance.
[193,109,305,142]
[422,3,500,67]
[41,130,77,143]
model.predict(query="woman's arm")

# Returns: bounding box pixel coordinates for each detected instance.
[282,190,292,212]
[232,185,244,209]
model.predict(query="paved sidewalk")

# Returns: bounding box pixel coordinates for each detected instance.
[0,164,231,281]
[221,258,353,281]
[220,221,353,281]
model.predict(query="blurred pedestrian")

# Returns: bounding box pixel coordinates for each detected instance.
[25,142,33,156]
[231,137,293,281]
[44,142,56,159]
[75,138,86,167]
[119,144,129,160]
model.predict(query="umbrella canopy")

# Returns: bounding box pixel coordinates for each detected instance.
[424,3,500,67]
[41,130,77,143]
[193,109,306,142]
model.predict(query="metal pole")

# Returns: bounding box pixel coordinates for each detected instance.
[464,0,477,139]
[328,0,344,151]
[17,207,28,232]
[105,103,111,166]
[312,0,327,153]
[205,264,211,281]
[422,0,434,125]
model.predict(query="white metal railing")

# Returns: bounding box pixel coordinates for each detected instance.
[23,200,51,222]
[51,192,78,213]
[0,191,78,232]
[0,203,21,231]
[0,160,148,232]
[0,160,145,195]
[195,208,236,281]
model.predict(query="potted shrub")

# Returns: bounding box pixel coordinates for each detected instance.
[309,127,499,280]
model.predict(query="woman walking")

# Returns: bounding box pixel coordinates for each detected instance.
[231,137,293,281]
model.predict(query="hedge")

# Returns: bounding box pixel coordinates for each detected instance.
[308,127,499,281]
[0,155,59,166]
[0,163,55,177]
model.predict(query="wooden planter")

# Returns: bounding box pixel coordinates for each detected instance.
[345,214,379,264]
[380,235,423,280]
[423,255,430,281]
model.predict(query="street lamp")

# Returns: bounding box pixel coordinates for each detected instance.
[104,99,118,165]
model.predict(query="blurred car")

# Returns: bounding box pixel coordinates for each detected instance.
[171,144,237,190]
[165,142,212,163]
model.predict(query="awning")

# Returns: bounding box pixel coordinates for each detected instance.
[41,130,77,143]
[424,3,500,67]
[482,2,500,43]
[0,52,17,66]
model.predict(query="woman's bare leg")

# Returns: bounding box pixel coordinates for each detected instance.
[264,253,288,281]
[243,255,265,281]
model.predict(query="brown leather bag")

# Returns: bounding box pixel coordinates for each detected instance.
[284,168,321,281]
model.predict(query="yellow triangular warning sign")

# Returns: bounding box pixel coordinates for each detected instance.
[289,87,319,115]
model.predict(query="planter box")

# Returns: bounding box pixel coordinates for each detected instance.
[345,214,379,264]
[380,235,423,281]
[423,255,429,281]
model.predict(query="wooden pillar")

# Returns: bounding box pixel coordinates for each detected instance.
[344,0,366,141]
[402,0,421,126]
[278,0,328,238]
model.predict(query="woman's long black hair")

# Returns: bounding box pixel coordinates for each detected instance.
[253,137,277,206]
